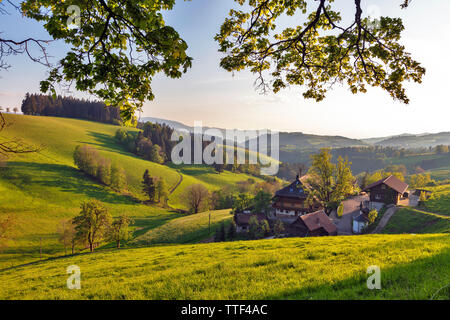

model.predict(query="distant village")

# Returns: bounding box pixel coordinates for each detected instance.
[233,173,415,238]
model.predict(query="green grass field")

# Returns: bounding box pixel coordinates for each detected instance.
[422,185,450,216]
[0,234,448,299]
[428,167,450,181]
[382,208,450,234]
[0,114,263,268]
[134,209,233,245]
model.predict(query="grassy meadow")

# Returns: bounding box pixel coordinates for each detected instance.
[422,184,450,216]
[1,114,449,300]
[0,234,448,299]
[0,114,263,268]
[134,209,233,245]
[382,208,450,234]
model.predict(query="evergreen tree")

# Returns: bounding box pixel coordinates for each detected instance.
[142,169,156,202]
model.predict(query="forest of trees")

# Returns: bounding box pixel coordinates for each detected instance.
[115,122,176,164]
[21,93,122,125]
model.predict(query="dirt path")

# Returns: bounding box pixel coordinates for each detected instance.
[371,206,397,234]
[169,171,183,194]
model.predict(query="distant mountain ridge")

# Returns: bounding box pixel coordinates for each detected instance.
[140,117,450,149]
[373,132,450,148]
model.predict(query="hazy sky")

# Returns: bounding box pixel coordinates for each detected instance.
[0,0,449,138]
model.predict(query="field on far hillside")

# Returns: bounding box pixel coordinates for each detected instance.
[422,185,450,216]
[0,234,448,300]
[0,114,264,268]
[382,208,450,234]
[134,209,233,245]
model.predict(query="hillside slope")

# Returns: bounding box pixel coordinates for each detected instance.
[0,114,263,267]
[0,234,448,299]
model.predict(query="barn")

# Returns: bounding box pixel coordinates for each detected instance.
[290,210,337,236]
[363,175,409,205]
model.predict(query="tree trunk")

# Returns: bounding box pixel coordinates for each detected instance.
[117,240,120,249]
[89,242,94,252]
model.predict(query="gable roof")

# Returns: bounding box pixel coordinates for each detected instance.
[234,213,267,226]
[363,175,408,194]
[294,210,337,235]
[275,175,309,199]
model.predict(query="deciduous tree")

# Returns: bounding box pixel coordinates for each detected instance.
[216,0,424,104]
[73,200,112,252]
[183,184,210,214]
[0,213,16,252]
[108,215,134,249]
[307,149,355,215]
[58,219,77,255]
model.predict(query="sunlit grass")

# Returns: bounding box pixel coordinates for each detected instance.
[423,184,450,216]
[0,234,448,300]
[135,209,233,245]
[0,114,262,267]
[382,208,450,234]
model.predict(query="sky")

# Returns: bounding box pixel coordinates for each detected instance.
[0,0,449,139]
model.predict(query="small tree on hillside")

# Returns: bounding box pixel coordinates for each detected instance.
[142,169,156,202]
[149,144,164,164]
[155,178,169,205]
[108,215,134,249]
[73,200,112,252]
[419,191,428,206]
[58,219,78,255]
[111,163,127,192]
[183,184,210,213]
[0,213,16,252]
[13,107,18,114]
[97,158,112,186]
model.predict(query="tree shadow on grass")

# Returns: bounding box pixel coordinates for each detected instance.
[261,245,450,300]
[167,163,213,177]
[3,161,138,206]
[77,131,138,158]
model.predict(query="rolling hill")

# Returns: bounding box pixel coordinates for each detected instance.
[0,114,264,268]
[373,132,450,148]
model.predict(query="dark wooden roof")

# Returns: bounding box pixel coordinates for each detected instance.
[274,175,308,199]
[363,175,408,194]
[293,210,337,235]
[234,213,267,226]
